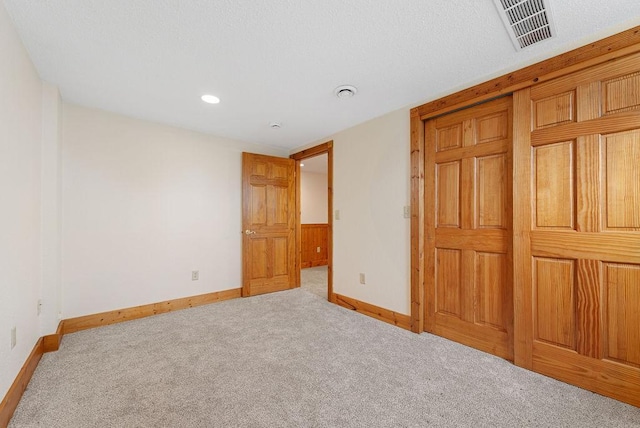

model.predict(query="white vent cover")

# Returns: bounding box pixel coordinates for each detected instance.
[493,0,556,50]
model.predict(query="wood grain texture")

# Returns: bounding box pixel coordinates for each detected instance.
[293,160,302,287]
[576,135,601,232]
[531,112,640,147]
[476,252,509,330]
[333,293,411,331]
[435,248,462,317]
[477,154,506,228]
[532,340,640,408]
[412,27,640,119]
[576,259,602,359]
[603,71,640,114]
[436,124,462,152]
[524,50,640,408]
[410,111,425,333]
[43,321,64,353]
[531,51,640,103]
[431,314,513,361]
[531,231,640,264]
[62,288,241,334]
[434,139,509,164]
[242,152,296,296]
[410,29,640,406]
[577,82,601,122]
[603,129,640,230]
[0,338,44,427]
[512,88,534,368]
[604,263,640,368]
[534,258,575,349]
[327,142,334,302]
[436,161,460,227]
[301,224,328,268]
[533,141,575,229]
[426,96,513,360]
[423,120,437,332]
[533,91,575,129]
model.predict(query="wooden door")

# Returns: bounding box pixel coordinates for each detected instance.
[242,152,296,296]
[514,53,640,407]
[425,96,513,360]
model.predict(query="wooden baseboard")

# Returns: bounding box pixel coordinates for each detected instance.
[333,293,411,331]
[0,338,44,427]
[301,260,328,268]
[43,321,64,353]
[62,288,242,335]
[0,289,242,426]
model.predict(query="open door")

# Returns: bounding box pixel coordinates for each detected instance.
[242,152,296,296]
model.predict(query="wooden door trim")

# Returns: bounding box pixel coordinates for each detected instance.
[412,26,640,120]
[410,110,425,333]
[410,29,640,334]
[512,88,534,368]
[290,141,334,302]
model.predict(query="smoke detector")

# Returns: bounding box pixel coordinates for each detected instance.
[493,0,556,50]
[334,85,358,99]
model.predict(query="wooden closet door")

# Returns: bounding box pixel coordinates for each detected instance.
[425,97,513,360]
[514,52,640,407]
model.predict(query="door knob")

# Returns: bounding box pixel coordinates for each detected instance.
[244,229,256,235]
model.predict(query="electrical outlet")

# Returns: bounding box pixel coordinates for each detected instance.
[191,270,199,281]
[316,246,321,253]
[404,205,411,219]
[11,327,16,349]
[37,299,42,316]
[335,209,340,220]
[359,273,366,285]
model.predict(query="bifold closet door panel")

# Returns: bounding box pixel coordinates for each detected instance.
[516,52,640,407]
[425,96,514,361]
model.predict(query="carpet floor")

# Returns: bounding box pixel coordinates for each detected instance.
[300,266,327,299]
[9,288,640,427]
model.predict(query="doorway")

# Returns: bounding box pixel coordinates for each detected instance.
[290,141,334,302]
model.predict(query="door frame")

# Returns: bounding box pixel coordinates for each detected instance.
[290,141,334,302]
[409,26,640,334]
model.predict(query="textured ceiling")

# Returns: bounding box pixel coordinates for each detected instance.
[4,1,640,150]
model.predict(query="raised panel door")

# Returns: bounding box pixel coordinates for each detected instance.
[517,53,640,406]
[425,96,513,360]
[242,152,296,296]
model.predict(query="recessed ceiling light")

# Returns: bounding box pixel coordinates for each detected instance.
[269,122,282,129]
[201,94,220,104]
[334,85,357,99]
[300,163,305,167]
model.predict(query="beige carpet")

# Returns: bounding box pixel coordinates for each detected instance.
[10,289,640,427]
[300,266,327,299]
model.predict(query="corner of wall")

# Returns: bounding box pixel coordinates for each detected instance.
[40,82,63,337]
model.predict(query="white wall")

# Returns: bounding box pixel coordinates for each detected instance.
[301,171,328,224]
[0,2,43,400]
[295,108,411,315]
[61,104,287,318]
[40,82,63,337]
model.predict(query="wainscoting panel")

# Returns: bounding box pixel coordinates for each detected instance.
[301,224,328,268]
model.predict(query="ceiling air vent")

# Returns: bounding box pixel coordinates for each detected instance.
[493,0,556,50]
